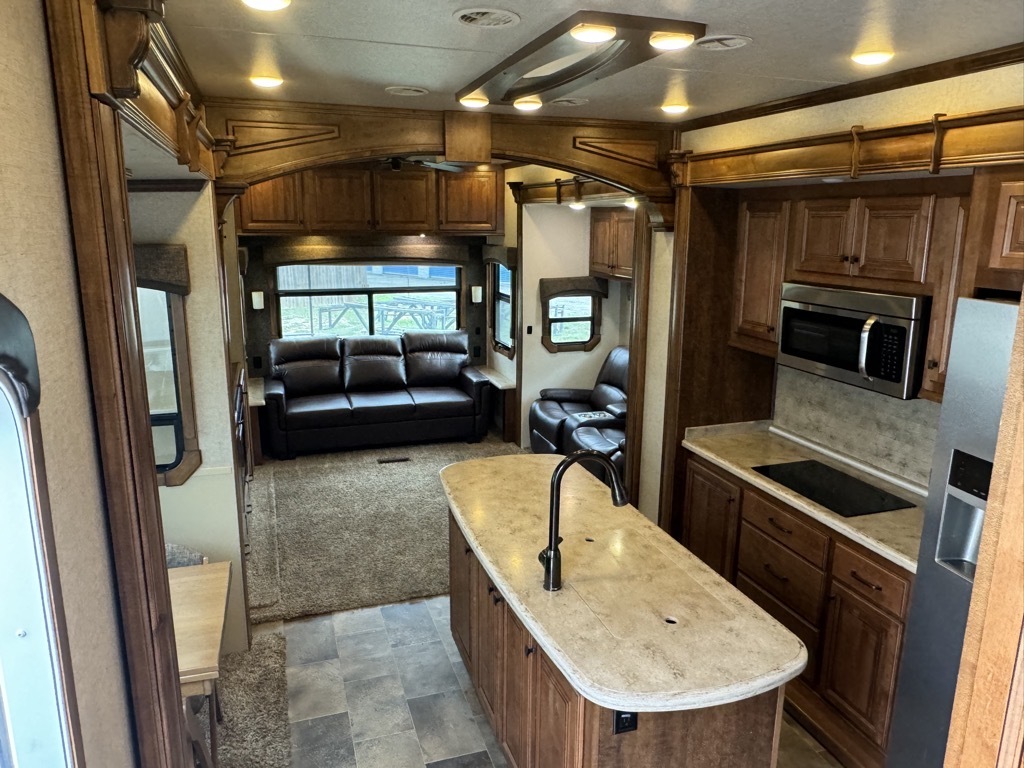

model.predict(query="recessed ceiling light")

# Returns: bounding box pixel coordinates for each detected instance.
[242,0,291,10]
[459,95,489,109]
[454,8,521,28]
[623,197,639,209]
[693,34,752,51]
[550,97,589,107]
[513,96,542,111]
[649,31,695,51]
[569,201,587,210]
[661,103,689,115]
[385,85,430,96]
[250,76,283,88]
[570,24,617,43]
[852,50,894,66]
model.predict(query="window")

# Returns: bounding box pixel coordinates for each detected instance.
[539,277,607,353]
[491,262,514,356]
[276,263,460,338]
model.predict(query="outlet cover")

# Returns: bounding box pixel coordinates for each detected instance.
[613,711,638,734]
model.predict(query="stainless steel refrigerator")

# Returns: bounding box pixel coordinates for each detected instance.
[887,298,1019,766]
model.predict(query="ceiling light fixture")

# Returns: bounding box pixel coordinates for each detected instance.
[569,201,587,210]
[649,31,695,50]
[661,103,689,115]
[250,76,283,88]
[513,96,542,111]
[623,197,639,209]
[242,0,291,10]
[570,23,617,43]
[851,50,894,65]
[459,95,490,109]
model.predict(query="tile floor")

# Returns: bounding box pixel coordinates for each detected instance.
[284,596,841,768]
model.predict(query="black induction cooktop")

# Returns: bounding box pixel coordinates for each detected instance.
[753,459,914,518]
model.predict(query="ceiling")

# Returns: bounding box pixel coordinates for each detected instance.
[164,1,1023,124]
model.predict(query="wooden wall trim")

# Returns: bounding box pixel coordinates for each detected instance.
[673,107,1024,186]
[673,44,1024,133]
[44,1,190,765]
[624,205,653,507]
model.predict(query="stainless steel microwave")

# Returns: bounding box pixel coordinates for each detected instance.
[777,283,929,399]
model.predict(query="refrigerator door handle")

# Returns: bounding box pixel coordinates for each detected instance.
[858,315,879,381]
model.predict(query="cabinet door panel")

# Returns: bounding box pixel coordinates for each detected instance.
[241,174,305,232]
[502,611,534,768]
[612,209,636,278]
[449,514,474,669]
[732,200,789,355]
[790,198,855,277]
[819,582,902,748]
[439,170,501,232]
[852,195,933,283]
[989,180,1024,272]
[589,209,616,275]
[682,460,741,581]
[737,523,826,624]
[373,169,436,232]
[305,167,373,231]
[473,559,505,734]
[532,649,582,768]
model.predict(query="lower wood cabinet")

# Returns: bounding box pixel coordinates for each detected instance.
[473,556,505,730]
[502,610,534,768]
[532,648,582,768]
[449,515,473,667]
[682,458,740,581]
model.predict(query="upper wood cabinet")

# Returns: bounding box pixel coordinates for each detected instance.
[372,168,436,232]
[438,169,503,232]
[239,173,306,232]
[304,167,373,231]
[789,194,934,286]
[590,207,636,280]
[964,165,1024,292]
[730,199,790,356]
[682,458,741,581]
[990,179,1024,272]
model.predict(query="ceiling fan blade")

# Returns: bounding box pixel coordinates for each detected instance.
[417,160,465,173]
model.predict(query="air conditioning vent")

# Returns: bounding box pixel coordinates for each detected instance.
[454,8,521,28]
[693,34,753,51]
[384,86,430,97]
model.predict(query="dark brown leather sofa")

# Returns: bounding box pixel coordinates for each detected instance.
[264,330,491,458]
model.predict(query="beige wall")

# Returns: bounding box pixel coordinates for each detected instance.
[129,188,248,653]
[0,3,135,765]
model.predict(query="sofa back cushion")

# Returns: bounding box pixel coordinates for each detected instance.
[343,336,407,391]
[270,338,342,397]
[590,345,629,410]
[403,331,469,386]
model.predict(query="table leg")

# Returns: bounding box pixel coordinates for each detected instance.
[209,686,219,766]
[183,697,213,768]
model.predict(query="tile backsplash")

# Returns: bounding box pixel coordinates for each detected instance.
[773,367,941,487]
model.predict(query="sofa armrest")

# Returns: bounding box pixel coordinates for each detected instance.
[538,387,593,402]
[605,402,627,419]
[264,379,287,428]
[459,367,490,410]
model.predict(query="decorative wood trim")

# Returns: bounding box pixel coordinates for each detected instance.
[624,204,653,506]
[127,178,206,193]
[99,7,154,100]
[226,120,343,156]
[573,137,661,170]
[44,1,189,765]
[514,177,632,204]
[673,43,1024,133]
[673,107,1024,186]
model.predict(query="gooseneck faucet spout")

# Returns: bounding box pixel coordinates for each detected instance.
[539,449,629,592]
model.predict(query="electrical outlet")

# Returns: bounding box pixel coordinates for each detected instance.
[527,325,533,334]
[613,711,638,734]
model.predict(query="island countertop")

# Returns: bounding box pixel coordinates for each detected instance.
[440,454,807,713]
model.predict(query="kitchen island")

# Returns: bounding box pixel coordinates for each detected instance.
[441,454,806,768]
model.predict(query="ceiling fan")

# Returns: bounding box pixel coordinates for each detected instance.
[384,156,465,173]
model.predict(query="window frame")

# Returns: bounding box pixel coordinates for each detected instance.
[274,263,462,338]
[489,261,515,359]
[541,289,604,353]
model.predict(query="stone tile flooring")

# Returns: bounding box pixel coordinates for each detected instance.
[285,596,841,768]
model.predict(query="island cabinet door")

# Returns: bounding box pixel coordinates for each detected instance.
[682,459,741,581]
[502,610,535,768]
[474,558,506,735]
[448,514,474,669]
[532,649,583,768]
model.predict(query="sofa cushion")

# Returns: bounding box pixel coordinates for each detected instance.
[286,393,354,430]
[403,331,469,386]
[343,336,407,391]
[348,390,416,423]
[270,337,342,397]
[408,387,474,418]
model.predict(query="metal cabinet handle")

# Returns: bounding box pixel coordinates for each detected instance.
[492,594,504,605]
[840,255,850,262]
[767,517,793,535]
[525,646,536,657]
[850,570,883,591]
[487,585,496,594]
[858,314,879,381]
[464,547,471,555]
[926,359,939,370]
[764,563,789,583]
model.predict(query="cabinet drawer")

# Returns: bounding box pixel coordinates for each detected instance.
[742,490,829,568]
[831,543,910,618]
[739,523,826,624]
[737,573,820,685]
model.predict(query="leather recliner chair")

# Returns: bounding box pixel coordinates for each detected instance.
[528,345,628,454]
[566,426,626,485]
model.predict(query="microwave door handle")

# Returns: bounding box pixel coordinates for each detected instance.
[858,315,879,381]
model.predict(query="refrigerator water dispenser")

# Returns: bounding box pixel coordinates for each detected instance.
[935,449,992,582]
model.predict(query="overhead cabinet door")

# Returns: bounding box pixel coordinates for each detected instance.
[305,167,373,231]
[851,195,933,282]
[373,169,436,232]
[240,174,306,231]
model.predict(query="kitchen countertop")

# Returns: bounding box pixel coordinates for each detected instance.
[440,454,806,712]
[682,422,925,573]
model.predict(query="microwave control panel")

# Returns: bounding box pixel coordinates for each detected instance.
[870,324,907,382]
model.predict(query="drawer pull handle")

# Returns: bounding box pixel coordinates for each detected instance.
[487,585,496,595]
[465,547,471,555]
[767,517,793,535]
[851,570,883,591]
[493,594,504,605]
[764,563,789,583]
[525,646,535,657]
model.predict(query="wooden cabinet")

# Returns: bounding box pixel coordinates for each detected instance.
[963,165,1024,293]
[990,179,1024,272]
[502,610,535,768]
[240,174,306,231]
[789,194,934,286]
[439,169,503,233]
[682,459,741,580]
[473,556,505,732]
[372,168,436,232]
[590,207,636,279]
[730,199,789,356]
[449,513,474,668]
[304,167,373,230]
[532,648,582,768]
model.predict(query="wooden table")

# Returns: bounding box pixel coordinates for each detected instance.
[169,562,231,767]
[476,366,517,443]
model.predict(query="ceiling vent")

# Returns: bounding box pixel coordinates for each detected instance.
[384,85,430,96]
[550,97,589,107]
[693,34,752,51]
[454,8,521,29]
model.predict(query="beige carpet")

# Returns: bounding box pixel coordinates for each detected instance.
[247,434,524,623]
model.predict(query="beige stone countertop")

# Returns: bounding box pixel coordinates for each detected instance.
[682,422,925,574]
[440,454,807,713]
